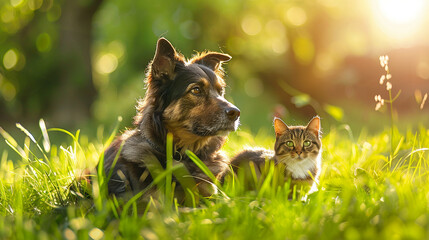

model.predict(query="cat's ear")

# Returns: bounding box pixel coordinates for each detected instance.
[151,38,177,79]
[274,117,289,136]
[306,116,321,138]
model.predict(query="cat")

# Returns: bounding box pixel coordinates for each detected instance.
[231,116,322,195]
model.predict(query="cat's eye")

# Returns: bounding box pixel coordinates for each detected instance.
[285,141,294,147]
[303,140,312,147]
[191,86,202,95]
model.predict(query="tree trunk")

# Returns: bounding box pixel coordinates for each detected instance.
[51,0,104,128]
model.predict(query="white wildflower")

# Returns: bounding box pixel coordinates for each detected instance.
[375,102,382,111]
[379,75,385,84]
[386,82,392,91]
[379,56,384,67]
[386,74,392,80]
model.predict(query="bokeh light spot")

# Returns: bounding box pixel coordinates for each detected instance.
[47,4,61,22]
[3,49,18,70]
[36,33,52,52]
[95,53,118,75]
[108,41,125,59]
[265,20,286,38]
[241,15,262,36]
[1,81,17,101]
[271,38,288,55]
[63,228,76,240]
[316,52,335,73]
[1,7,15,23]
[292,36,314,65]
[69,218,90,230]
[28,0,43,11]
[10,0,24,8]
[285,7,307,26]
[89,228,104,240]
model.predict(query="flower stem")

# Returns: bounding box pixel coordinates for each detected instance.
[388,88,394,167]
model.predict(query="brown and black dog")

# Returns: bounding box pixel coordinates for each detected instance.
[100,38,240,198]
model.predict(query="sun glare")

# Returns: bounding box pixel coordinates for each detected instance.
[377,0,425,24]
[373,0,427,41]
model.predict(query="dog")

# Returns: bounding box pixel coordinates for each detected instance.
[100,38,240,199]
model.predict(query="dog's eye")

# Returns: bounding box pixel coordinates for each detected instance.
[303,140,312,147]
[191,86,202,95]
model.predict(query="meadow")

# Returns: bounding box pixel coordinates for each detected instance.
[1,0,429,239]
[0,116,428,240]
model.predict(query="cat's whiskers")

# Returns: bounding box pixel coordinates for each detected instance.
[231,116,322,198]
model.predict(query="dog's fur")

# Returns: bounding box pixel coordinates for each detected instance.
[100,38,240,198]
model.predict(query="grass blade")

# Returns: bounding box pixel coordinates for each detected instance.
[165,132,173,205]
[16,123,36,144]
[185,150,217,184]
[39,119,51,152]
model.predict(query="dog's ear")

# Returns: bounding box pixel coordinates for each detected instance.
[193,52,231,71]
[151,38,177,79]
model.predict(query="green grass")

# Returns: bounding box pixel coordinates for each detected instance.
[0,121,428,240]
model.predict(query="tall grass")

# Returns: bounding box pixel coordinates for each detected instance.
[0,118,428,239]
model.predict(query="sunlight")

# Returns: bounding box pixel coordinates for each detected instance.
[373,0,427,41]
[377,0,425,24]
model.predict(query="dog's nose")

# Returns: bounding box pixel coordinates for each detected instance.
[225,107,240,121]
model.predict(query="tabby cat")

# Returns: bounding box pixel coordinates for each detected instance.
[231,116,322,194]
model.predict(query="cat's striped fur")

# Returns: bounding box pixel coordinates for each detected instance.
[231,116,322,194]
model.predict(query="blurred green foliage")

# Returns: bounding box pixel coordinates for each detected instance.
[1,0,428,132]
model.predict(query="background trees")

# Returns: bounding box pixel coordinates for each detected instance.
[1,0,428,131]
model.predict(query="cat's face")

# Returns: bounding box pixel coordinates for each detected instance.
[273,117,321,164]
